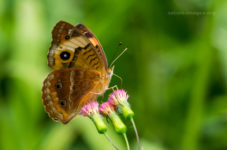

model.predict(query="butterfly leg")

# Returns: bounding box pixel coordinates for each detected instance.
[89,85,118,95]
[113,73,123,88]
[107,85,119,92]
[89,91,103,95]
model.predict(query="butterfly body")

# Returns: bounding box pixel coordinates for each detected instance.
[42,21,113,124]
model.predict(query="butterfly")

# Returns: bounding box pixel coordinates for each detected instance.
[42,21,114,124]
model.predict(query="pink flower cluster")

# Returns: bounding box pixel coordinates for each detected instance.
[81,90,130,117]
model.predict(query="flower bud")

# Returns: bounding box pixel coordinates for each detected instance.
[108,89,134,119]
[99,102,127,134]
[81,102,107,134]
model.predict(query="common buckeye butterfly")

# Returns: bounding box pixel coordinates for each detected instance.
[42,21,114,124]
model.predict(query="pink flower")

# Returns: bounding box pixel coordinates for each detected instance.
[81,102,99,117]
[108,89,129,106]
[99,101,116,116]
[108,89,134,119]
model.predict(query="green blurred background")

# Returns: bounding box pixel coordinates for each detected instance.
[0,0,227,150]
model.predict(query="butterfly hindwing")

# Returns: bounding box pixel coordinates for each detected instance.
[42,68,101,124]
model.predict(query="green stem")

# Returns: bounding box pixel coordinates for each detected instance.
[123,133,130,150]
[104,133,120,150]
[130,118,141,150]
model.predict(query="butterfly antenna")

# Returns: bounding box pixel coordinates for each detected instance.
[113,73,123,88]
[109,42,123,66]
[110,47,128,67]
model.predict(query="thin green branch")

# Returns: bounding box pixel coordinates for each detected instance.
[130,118,141,150]
[104,133,120,150]
[123,133,130,150]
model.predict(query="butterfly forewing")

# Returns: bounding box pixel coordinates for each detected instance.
[48,21,108,73]
[75,24,108,70]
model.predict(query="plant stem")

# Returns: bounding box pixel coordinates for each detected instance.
[104,133,120,150]
[123,133,130,150]
[130,118,141,150]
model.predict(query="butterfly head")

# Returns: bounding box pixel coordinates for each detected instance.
[101,66,114,92]
[107,66,114,78]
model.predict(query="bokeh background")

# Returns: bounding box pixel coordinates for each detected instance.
[0,0,227,150]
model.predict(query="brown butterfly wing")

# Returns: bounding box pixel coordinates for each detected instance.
[48,21,74,68]
[42,68,101,124]
[48,21,108,73]
[75,24,108,70]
